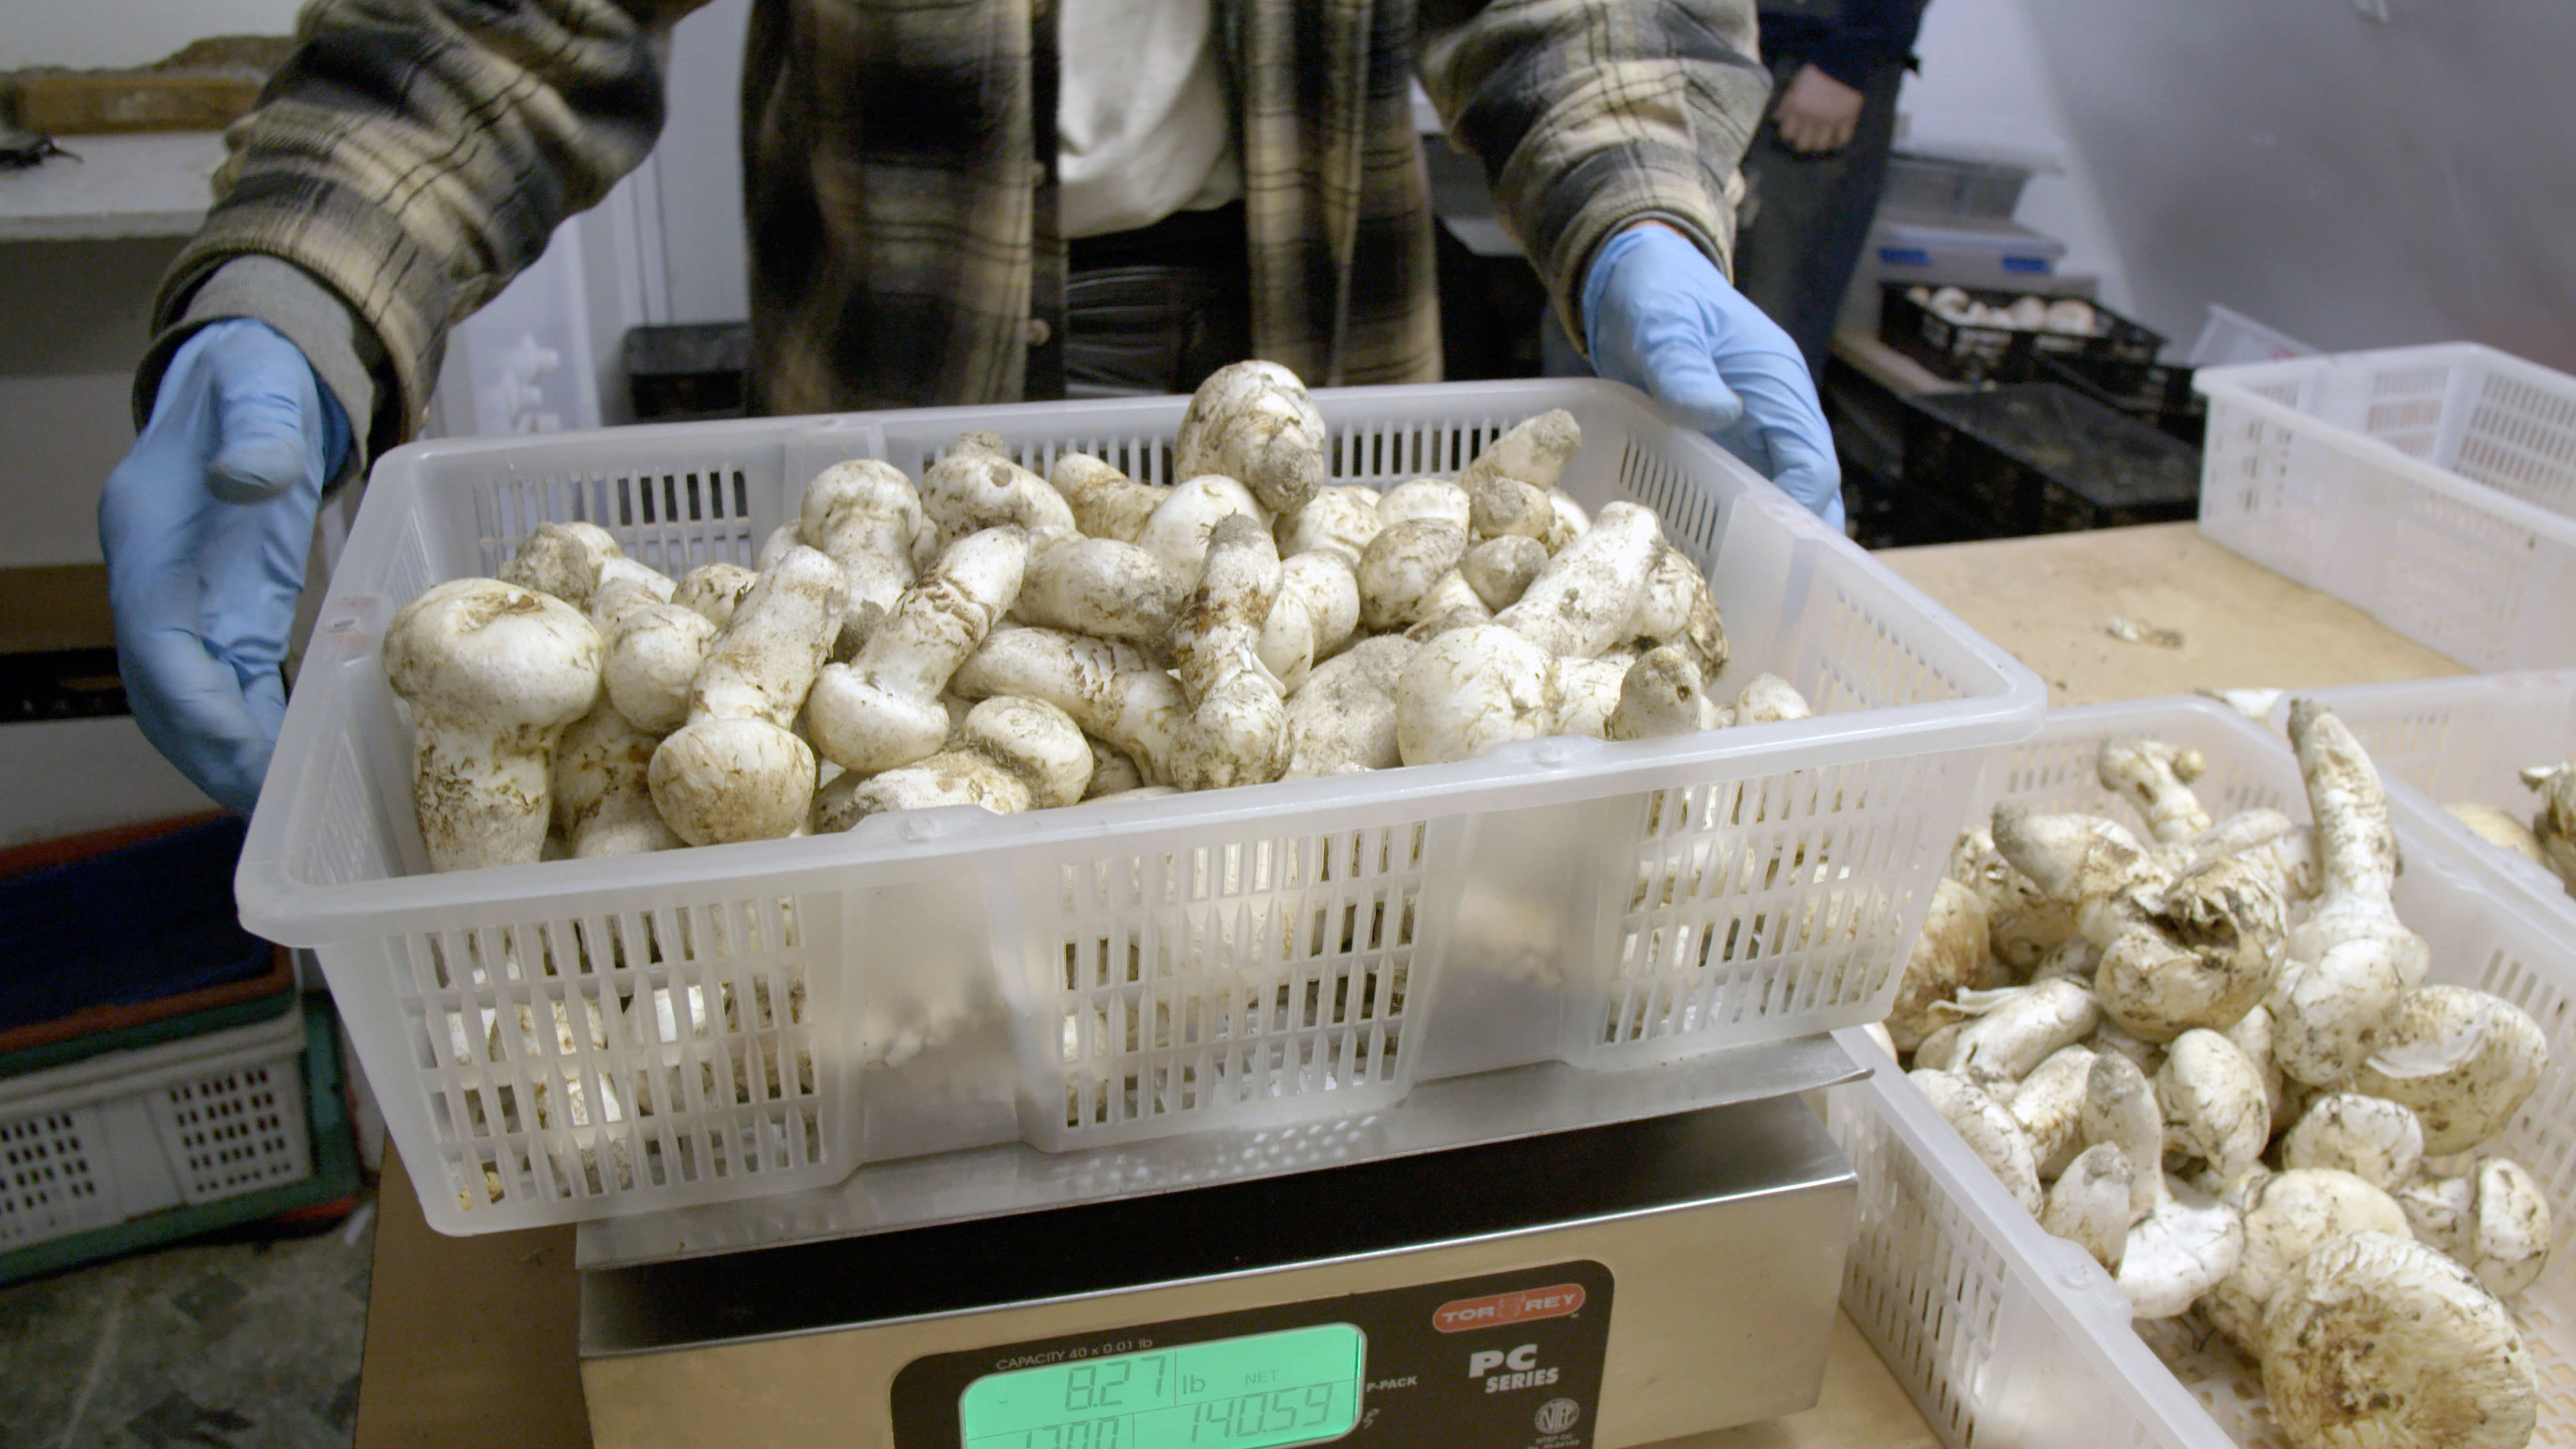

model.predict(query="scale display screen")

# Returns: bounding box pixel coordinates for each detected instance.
[957,1324,1365,1449]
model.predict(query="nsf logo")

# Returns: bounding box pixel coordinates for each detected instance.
[1534,1398,1581,1434]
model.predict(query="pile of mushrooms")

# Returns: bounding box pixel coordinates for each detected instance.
[381,360,1814,872]
[1884,702,2552,1449]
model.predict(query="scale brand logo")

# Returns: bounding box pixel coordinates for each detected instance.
[1534,1399,1582,1434]
[1466,1344,1561,1394]
[1430,1283,1587,1333]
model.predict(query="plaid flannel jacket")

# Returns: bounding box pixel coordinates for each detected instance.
[159,0,1768,458]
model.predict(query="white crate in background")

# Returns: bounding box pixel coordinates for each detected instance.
[244,379,2042,1234]
[1828,698,2576,1448]
[2196,343,2576,672]
[0,1006,313,1254]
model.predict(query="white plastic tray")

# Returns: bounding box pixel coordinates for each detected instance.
[244,378,2043,1233]
[1827,698,2576,1448]
[0,1004,313,1254]
[2196,343,2576,672]
[2286,670,2576,945]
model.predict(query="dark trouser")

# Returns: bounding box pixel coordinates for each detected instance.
[1063,201,1254,398]
[1729,57,1908,380]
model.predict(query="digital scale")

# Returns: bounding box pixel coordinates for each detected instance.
[575,1039,1866,1449]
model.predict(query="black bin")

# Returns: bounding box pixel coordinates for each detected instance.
[1894,382,2202,542]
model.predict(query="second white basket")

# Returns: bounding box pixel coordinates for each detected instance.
[0,1004,313,1256]
[245,378,2043,1233]
[2196,343,2576,672]
[1828,698,2576,1448]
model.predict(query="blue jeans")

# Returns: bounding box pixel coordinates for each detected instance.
[1729,56,1909,380]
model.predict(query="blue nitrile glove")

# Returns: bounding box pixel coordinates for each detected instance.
[1582,224,1845,531]
[101,319,354,816]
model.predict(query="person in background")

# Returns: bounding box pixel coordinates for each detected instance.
[1731,0,1931,380]
[99,0,1841,818]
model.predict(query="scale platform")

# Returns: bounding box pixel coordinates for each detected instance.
[578,1038,1866,1449]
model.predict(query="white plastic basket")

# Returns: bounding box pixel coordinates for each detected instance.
[2195,343,2576,672]
[244,378,2042,1233]
[1827,698,2576,1448]
[0,1005,313,1254]
[2286,670,2576,945]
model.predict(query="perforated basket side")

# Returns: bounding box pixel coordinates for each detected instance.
[1829,1032,2230,1449]
[343,887,853,1234]
[1002,814,1463,1152]
[148,1048,311,1205]
[2197,346,2576,670]
[0,1108,123,1246]
[0,1010,313,1252]
[1564,480,2011,1067]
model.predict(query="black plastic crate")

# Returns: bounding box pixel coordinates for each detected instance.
[1879,282,2163,385]
[1896,382,2202,539]
[2031,350,2206,447]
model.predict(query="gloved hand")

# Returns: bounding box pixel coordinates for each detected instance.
[1582,223,1845,531]
[101,319,353,816]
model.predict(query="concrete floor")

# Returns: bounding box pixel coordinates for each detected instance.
[0,1191,374,1449]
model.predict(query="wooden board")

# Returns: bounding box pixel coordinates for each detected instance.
[1877,521,2465,706]
[358,1151,590,1449]
[12,73,263,135]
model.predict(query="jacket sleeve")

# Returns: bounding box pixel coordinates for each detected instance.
[149,0,704,461]
[1415,0,1774,353]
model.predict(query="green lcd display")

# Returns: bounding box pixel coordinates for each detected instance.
[958,1323,1365,1449]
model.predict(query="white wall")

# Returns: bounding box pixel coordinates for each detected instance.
[1896,0,2131,310]
[3,1,306,70]
[1896,0,2576,370]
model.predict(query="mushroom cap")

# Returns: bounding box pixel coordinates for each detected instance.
[1134,475,1266,577]
[2446,801,2551,866]
[2095,852,2286,1041]
[2082,1049,2165,1224]
[1174,360,1326,516]
[2471,1156,2551,1297]
[1276,485,1383,566]
[383,578,603,731]
[2157,1028,2271,1179]
[674,562,759,627]
[1886,878,1990,1053]
[1377,478,1474,531]
[2348,985,2549,1155]
[2205,1167,2408,1354]
[957,696,1093,810]
[2261,1231,2536,1449]
[1910,1068,2043,1215]
[648,716,816,845]
[1393,624,1557,767]
[1458,407,1581,494]
[1604,645,1717,744]
[1356,519,1470,632]
[2280,1092,2424,1190]
[2043,1142,2135,1272]
[498,521,623,607]
[1460,534,1549,613]
[605,603,718,737]
[2396,1170,2477,1258]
